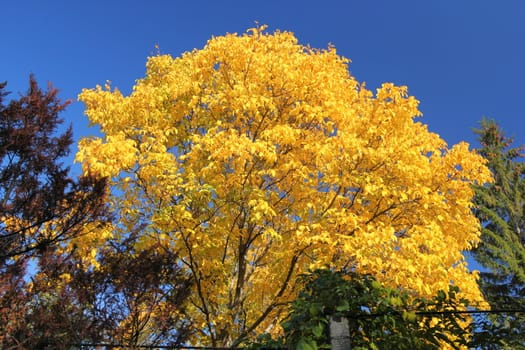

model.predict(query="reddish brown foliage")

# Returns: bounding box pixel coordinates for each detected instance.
[0,75,107,260]
[0,76,108,349]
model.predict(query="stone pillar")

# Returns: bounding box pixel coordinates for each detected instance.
[330,316,351,350]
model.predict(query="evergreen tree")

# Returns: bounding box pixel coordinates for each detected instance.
[0,76,108,348]
[471,118,525,349]
[0,75,107,261]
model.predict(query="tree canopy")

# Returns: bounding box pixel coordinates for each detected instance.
[76,26,492,346]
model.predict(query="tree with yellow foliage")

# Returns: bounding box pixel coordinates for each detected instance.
[77,26,491,347]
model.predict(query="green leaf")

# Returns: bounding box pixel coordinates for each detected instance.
[335,299,350,312]
[389,296,403,307]
[402,310,417,322]
[371,280,382,290]
[309,304,320,316]
[312,323,324,338]
[297,338,317,350]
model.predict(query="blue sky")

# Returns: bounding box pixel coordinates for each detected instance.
[3,1,524,157]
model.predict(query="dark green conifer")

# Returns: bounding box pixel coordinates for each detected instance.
[471,119,525,349]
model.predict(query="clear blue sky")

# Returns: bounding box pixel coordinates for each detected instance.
[3,0,524,156]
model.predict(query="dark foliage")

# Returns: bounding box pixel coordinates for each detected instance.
[74,232,194,347]
[0,76,108,349]
[0,75,107,261]
[7,236,193,349]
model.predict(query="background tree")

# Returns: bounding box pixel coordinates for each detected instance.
[0,76,108,349]
[87,237,193,347]
[0,256,28,348]
[471,119,525,349]
[0,75,107,260]
[77,26,492,346]
[10,234,193,349]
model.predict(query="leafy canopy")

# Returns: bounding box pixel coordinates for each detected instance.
[250,269,472,350]
[77,26,491,346]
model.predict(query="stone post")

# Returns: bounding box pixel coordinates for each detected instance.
[330,316,351,349]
